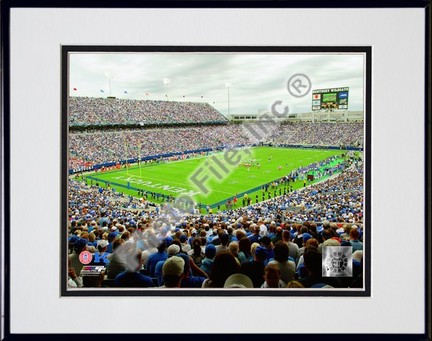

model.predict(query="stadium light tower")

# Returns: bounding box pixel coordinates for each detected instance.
[163,78,171,99]
[105,72,113,97]
[225,83,231,117]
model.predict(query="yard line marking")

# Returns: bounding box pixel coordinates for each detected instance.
[97,173,234,196]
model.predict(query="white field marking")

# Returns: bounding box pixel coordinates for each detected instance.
[125,174,234,196]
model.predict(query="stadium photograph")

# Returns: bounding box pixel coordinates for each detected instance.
[64,48,368,294]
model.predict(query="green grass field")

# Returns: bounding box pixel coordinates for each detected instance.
[82,146,346,212]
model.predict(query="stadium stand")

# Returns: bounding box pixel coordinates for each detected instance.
[271,122,363,147]
[69,124,251,169]
[69,122,363,171]
[67,97,364,289]
[69,97,228,126]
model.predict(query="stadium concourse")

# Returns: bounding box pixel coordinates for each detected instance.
[68,96,364,290]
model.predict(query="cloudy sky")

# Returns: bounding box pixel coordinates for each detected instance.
[69,52,365,117]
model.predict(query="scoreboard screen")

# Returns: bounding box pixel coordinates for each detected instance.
[312,87,349,110]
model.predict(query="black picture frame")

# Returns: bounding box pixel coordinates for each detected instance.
[60,44,371,297]
[1,0,430,339]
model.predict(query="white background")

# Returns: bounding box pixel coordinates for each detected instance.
[9,8,425,334]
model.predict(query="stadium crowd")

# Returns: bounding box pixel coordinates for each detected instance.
[69,122,363,170]
[69,124,251,168]
[67,97,365,290]
[68,158,364,289]
[271,122,363,148]
[69,97,228,125]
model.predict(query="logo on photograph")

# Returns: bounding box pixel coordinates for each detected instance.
[312,94,321,100]
[287,73,311,97]
[322,246,352,277]
[79,251,93,265]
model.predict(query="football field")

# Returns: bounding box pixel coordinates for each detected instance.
[82,146,346,212]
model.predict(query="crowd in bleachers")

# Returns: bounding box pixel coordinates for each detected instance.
[232,165,363,225]
[68,159,364,289]
[69,124,251,167]
[67,97,365,290]
[69,97,228,125]
[271,122,363,147]
[69,122,363,170]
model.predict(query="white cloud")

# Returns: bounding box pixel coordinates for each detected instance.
[69,52,365,115]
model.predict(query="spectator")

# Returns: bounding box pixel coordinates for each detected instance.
[114,250,154,287]
[298,232,313,259]
[282,230,300,263]
[271,226,283,244]
[238,237,252,263]
[141,235,159,269]
[177,253,207,288]
[259,236,275,262]
[349,227,363,252]
[228,241,241,265]
[179,234,191,253]
[67,258,83,288]
[248,224,261,244]
[202,251,239,288]
[215,232,230,254]
[240,246,268,288]
[162,256,185,288]
[154,244,181,286]
[200,244,217,276]
[294,226,309,249]
[269,241,296,284]
[188,238,204,267]
[106,238,127,279]
[69,237,88,277]
[262,264,286,288]
[147,239,168,277]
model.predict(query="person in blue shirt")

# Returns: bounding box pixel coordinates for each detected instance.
[177,253,207,288]
[248,224,261,244]
[146,239,168,277]
[114,250,154,288]
[349,228,363,252]
[200,244,217,276]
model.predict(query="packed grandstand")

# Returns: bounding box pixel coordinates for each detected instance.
[68,96,365,290]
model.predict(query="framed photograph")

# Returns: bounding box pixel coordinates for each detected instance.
[62,46,370,297]
[1,0,430,338]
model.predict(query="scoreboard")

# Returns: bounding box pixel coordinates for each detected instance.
[312,87,349,111]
